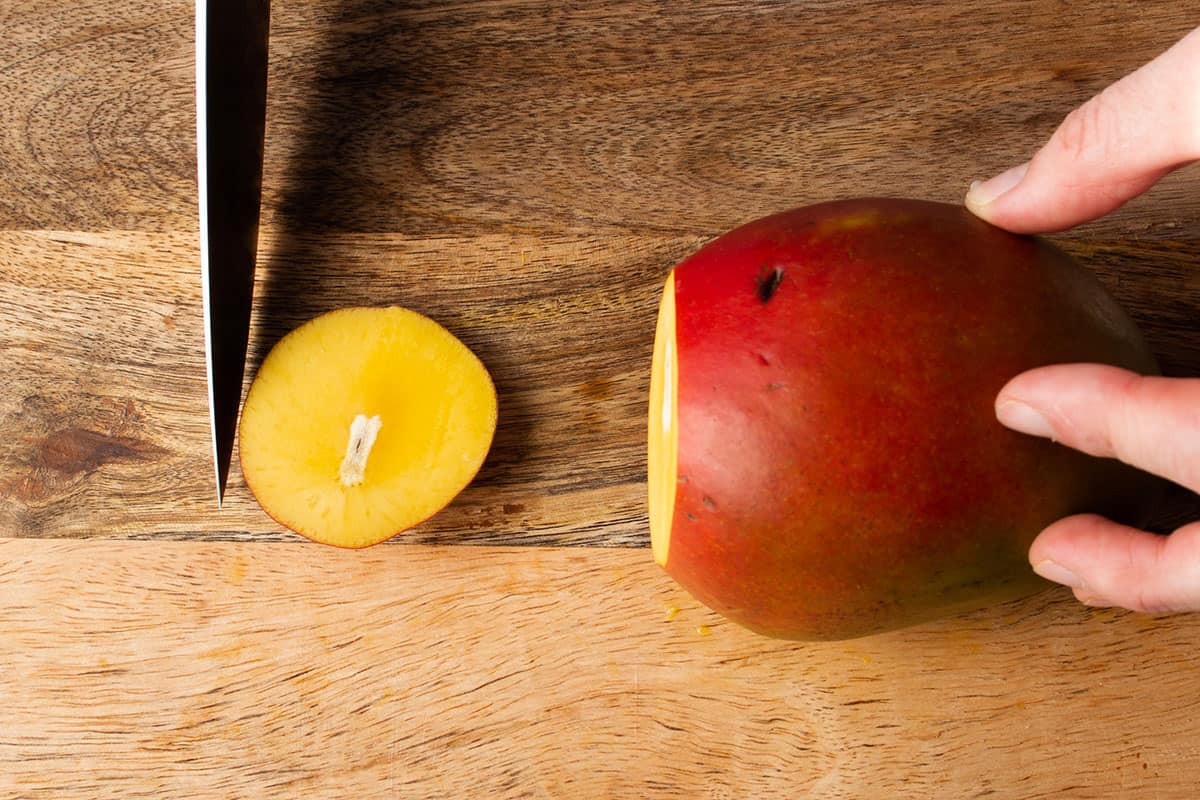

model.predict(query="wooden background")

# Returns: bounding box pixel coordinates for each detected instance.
[1,1,1198,796]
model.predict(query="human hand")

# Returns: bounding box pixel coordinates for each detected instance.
[964,27,1200,612]
[966,27,1200,233]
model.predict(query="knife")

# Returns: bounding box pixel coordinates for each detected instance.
[196,0,271,505]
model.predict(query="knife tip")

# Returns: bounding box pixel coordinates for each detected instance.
[213,463,229,509]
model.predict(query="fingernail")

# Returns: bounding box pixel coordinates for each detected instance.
[1077,593,1112,608]
[1034,559,1084,589]
[966,162,1029,208]
[996,399,1055,439]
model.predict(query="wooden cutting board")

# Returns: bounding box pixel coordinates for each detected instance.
[1,1,1198,796]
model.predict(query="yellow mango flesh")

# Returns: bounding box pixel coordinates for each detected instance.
[239,307,497,548]
[647,272,677,567]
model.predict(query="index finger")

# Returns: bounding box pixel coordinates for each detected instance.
[966,27,1200,234]
[995,363,1200,493]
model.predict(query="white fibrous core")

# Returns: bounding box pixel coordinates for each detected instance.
[339,414,382,487]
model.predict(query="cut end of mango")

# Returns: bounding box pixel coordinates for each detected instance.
[648,272,678,567]
[238,307,498,548]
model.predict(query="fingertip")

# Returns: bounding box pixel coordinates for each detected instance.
[964,163,1029,223]
[963,180,991,220]
[993,365,1077,441]
[1029,515,1200,614]
[1028,513,1109,571]
[1072,588,1115,608]
[995,399,1055,439]
[1031,558,1083,589]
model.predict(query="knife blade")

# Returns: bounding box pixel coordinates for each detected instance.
[197,0,271,505]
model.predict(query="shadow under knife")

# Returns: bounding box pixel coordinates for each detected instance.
[246,2,544,540]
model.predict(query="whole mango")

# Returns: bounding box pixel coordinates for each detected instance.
[647,198,1161,640]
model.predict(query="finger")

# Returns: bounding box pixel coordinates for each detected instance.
[996,363,1200,494]
[965,26,1200,233]
[1030,514,1200,613]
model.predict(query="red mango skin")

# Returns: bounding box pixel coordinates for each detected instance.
[665,198,1162,640]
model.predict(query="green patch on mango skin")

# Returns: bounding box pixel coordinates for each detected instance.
[813,208,912,238]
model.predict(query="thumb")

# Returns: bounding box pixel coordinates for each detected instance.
[965,26,1200,233]
[1030,515,1200,614]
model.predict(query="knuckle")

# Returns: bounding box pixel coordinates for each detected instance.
[1132,586,1165,614]
[1124,531,1193,614]
[1119,552,1160,613]
[1050,88,1126,167]
[1111,374,1200,492]
[1109,371,1157,466]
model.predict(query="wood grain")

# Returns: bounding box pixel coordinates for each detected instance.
[3,538,1200,799]
[1,2,1200,796]
[0,228,674,545]
[2,0,1198,546]
[1,1,1198,238]
[2,229,1197,543]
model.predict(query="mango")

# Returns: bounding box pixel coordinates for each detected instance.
[648,198,1160,639]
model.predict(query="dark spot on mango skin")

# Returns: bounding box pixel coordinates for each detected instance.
[757,265,784,303]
